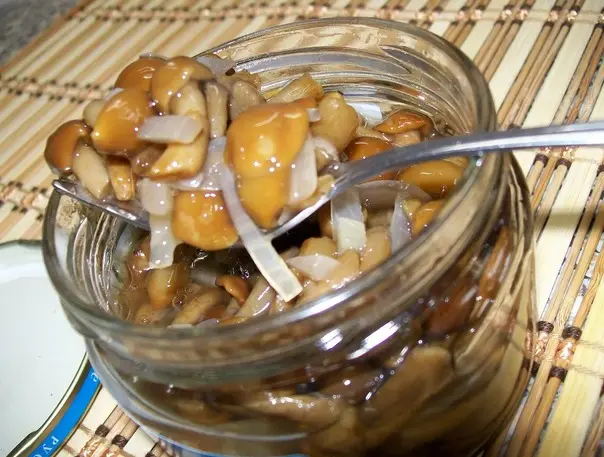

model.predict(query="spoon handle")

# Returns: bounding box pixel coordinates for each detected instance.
[338,121,604,189]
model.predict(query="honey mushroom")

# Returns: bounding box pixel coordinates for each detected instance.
[360,227,391,273]
[92,88,154,155]
[106,157,136,201]
[150,56,213,113]
[171,190,238,251]
[205,81,229,138]
[375,110,429,134]
[114,56,166,92]
[171,288,228,325]
[397,160,464,198]
[82,99,105,128]
[72,143,111,199]
[44,120,91,181]
[226,102,310,228]
[229,80,266,119]
[269,73,324,104]
[345,136,395,181]
[147,262,190,310]
[215,275,250,304]
[126,236,151,287]
[130,145,165,176]
[411,199,445,236]
[299,237,337,258]
[148,82,210,179]
[311,92,359,152]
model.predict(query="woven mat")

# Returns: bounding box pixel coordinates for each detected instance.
[1,0,603,456]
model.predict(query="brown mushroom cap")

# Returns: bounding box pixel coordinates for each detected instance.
[172,190,238,251]
[44,120,91,175]
[151,56,213,113]
[345,136,395,181]
[114,57,166,92]
[225,102,309,179]
[91,88,154,155]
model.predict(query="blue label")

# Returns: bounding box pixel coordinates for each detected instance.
[28,367,100,457]
[148,430,307,457]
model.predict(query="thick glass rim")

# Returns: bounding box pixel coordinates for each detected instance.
[42,17,498,343]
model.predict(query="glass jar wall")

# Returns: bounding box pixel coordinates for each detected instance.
[42,18,535,457]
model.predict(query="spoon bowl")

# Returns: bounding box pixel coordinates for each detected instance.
[52,120,604,245]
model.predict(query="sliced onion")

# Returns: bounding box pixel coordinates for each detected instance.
[138,179,173,216]
[331,189,366,253]
[219,165,303,301]
[148,214,180,269]
[105,87,124,100]
[357,180,431,210]
[171,171,205,191]
[287,255,341,281]
[196,55,236,76]
[348,102,383,127]
[289,135,317,204]
[307,108,321,122]
[313,137,339,161]
[278,207,295,225]
[390,191,412,252]
[199,137,226,191]
[138,115,202,144]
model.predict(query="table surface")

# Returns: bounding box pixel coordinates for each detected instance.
[0,1,603,457]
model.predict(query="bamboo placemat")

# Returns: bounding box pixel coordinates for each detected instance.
[1,0,603,456]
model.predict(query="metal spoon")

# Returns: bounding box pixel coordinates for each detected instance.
[53,121,604,242]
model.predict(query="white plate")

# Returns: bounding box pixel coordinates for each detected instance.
[0,241,89,457]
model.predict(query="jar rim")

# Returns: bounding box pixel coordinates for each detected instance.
[42,17,498,345]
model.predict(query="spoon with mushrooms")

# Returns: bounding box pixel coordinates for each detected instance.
[53,120,604,243]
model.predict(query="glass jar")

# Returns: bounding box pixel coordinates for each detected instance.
[42,18,535,457]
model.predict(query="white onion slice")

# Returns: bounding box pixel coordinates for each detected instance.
[138,115,202,144]
[289,135,318,204]
[348,102,383,127]
[390,191,412,252]
[199,137,226,191]
[148,214,180,269]
[138,179,173,216]
[307,108,321,122]
[331,189,367,253]
[171,171,205,191]
[196,55,236,76]
[313,137,339,161]
[219,165,303,301]
[287,255,341,281]
[105,87,124,100]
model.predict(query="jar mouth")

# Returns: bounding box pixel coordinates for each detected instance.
[42,18,498,344]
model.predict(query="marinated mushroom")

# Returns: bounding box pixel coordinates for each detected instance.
[115,57,166,92]
[107,156,136,201]
[91,89,154,155]
[172,191,238,251]
[269,73,324,103]
[72,143,111,199]
[345,137,395,181]
[43,53,507,457]
[151,56,213,113]
[44,120,91,175]
[376,110,429,134]
[205,81,229,138]
[311,92,359,151]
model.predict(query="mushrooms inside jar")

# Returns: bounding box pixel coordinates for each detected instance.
[45,53,467,318]
[45,53,488,456]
